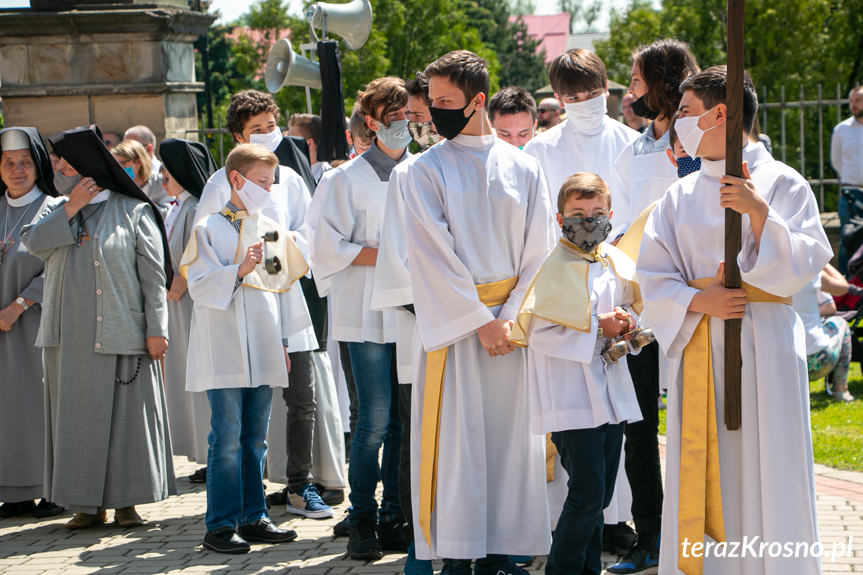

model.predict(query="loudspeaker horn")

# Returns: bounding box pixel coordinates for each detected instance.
[265,39,322,93]
[308,0,373,50]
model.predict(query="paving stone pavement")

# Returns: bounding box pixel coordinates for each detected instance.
[1,453,862,574]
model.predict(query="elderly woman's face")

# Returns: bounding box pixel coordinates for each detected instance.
[161,168,185,198]
[57,157,78,177]
[1,149,37,196]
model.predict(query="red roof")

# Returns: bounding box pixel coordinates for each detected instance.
[511,13,571,63]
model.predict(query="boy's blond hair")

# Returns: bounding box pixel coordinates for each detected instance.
[112,139,152,182]
[557,172,611,214]
[224,143,278,179]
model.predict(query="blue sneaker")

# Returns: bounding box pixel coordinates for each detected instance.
[286,483,334,519]
[404,541,434,575]
[603,532,660,575]
[509,555,532,566]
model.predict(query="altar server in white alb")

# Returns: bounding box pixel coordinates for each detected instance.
[524,49,638,239]
[521,47,640,552]
[637,66,831,575]
[311,76,411,560]
[404,50,555,574]
[182,144,312,554]
[510,172,642,575]
[370,71,441,575]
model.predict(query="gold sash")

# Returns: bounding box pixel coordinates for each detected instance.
[418,275,519,546]
[678,278,791,575]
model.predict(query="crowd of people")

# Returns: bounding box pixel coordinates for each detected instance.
[1,38,861,575]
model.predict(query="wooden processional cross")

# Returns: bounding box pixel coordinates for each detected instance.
[724,0,745,431]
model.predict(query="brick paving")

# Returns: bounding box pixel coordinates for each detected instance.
[1,454,861,574]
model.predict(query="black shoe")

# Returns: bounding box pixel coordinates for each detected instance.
[377,516,409,552]
[203,527,251,554]
[604,532,660,575]
[188,467,207,483]
[265,487,288,508]
[333,512,350,537]
[0,500,36,518]
[603,522,638,555]
[442,558,473,575]
[314,483,345,506]
[347,515,383,560]
[474,554,529,575]
[237,517,298,543]
[33,499,64,518]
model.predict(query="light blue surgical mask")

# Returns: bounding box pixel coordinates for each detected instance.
[375,119,412,150]
[123,166,135,179]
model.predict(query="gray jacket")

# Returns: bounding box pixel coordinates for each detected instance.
[21,192,168,355]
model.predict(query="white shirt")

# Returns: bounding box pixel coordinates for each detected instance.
[526,260,642,433]
[524,115,639,239]
[792,274,832,355]
[164,191,194,239]
[310,153,400,344]
[831,116,863,186]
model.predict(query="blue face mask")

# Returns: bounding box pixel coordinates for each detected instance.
[123,166,136,179]
[676,155,702,178]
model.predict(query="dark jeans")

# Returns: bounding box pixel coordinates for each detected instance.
[398,382,413,535]
[205,386,273,532]
[283,350,316,491]
[346,341,401,523]
[548,423,625,575]
[339,341,358,436]
[624,341,663,535]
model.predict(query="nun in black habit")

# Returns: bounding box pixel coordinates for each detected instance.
[20,125,176,529]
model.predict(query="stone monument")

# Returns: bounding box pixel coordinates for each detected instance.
[0,1,214,144]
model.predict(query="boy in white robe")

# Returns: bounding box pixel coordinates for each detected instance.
[524,49,638,240]
[310,76,412,560]
[370,71,441,575]
[183,145,311,554]
[513,172,643,575]
[405,50,555,575]
[523,48,640,555]
[637,66,831,575]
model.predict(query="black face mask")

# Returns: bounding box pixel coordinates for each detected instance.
[429,102,476,140]
[630,95,658,120]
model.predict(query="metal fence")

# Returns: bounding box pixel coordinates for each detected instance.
[759,83,852,212]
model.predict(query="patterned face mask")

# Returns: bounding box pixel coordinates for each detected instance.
[408,121,443,150]
[561,214,612,252]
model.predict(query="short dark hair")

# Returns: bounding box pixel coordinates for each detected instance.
[489,87,537,123]
[357,76,409,125]
[558,172,611,213]
[424,50,490,102]
[405,71,431,105]
[679,65,759,133]
[632,39,700,121]
[226,90,280,136]
[548,49,607,96]
[289,113,322,146]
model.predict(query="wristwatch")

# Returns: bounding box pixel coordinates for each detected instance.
[14,297,29,311]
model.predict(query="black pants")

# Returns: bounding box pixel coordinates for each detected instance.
[339,341,358,436]
[623,341,663,535]
[398,383,413,535]
[283,350,316,491]
[548,423,625,575]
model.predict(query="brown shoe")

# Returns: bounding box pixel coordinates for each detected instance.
[114,506,144,528]
[66,510,107,529]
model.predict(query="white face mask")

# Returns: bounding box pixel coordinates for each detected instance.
[375,119,413,150]
[563,93,607,134]
[235,176,273,215]
[675,107,719,158]
[249,127,283,153]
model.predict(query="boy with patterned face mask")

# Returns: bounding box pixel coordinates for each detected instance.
[511,172,643,575]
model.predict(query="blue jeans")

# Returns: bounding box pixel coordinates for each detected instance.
[547,423,625,575]
[205,386,274,532]
[346,341,401,523]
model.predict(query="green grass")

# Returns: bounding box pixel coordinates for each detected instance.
[657,365,863,471]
